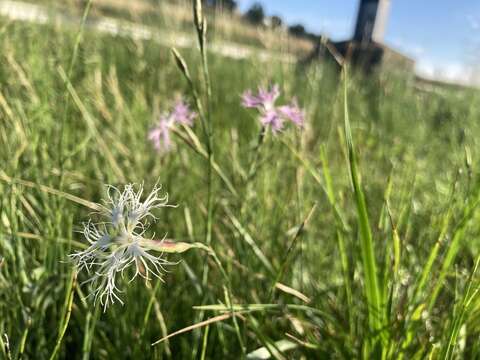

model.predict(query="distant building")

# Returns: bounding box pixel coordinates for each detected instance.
[306,0,415,73]
[353,0,391,44]
[342,0,414,72]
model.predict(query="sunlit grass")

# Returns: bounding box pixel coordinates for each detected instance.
[1,2,480,359]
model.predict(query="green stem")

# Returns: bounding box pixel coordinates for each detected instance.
[49,271,77,360]
[247,126,266,182]
[342,68,384,343]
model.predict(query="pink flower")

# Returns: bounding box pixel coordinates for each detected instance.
[260,110,284,134]
[148,98,196,153]
[242,85,280,110]
[279,98,305,128]
[171,100,196,126]
[148,115,172,153]
[241,84,305,134]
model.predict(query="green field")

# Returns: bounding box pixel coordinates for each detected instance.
[1,2,480,359]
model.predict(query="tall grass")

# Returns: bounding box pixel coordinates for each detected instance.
[1,2,480,359]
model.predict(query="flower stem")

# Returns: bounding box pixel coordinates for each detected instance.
[247,126,267,182]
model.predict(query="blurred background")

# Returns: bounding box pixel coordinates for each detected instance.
[4,0,478,86]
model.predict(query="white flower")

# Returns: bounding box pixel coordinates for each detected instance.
[70,183,175,310]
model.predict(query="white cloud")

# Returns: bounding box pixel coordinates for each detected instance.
[416,58,478,86]
[387,37,479,86]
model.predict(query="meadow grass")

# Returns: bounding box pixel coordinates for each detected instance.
[1,2,480,359]
[34,0,314,56]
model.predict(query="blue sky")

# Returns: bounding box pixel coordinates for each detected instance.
[237,0,480,84]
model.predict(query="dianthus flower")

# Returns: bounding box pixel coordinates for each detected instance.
[242,84,305,133]
[70,184,175,310]
[148,98,196,153]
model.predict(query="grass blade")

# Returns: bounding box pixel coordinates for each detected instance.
[320,145,354,337]
[151,313,238,346]
[342,68,384,339]
[441,255,480,359]
[0,172,102,211]
[49,271,77,360]
[223,205,274,274]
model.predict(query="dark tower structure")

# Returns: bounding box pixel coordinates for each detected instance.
[353,0,391,44]
[304,0,414,73]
